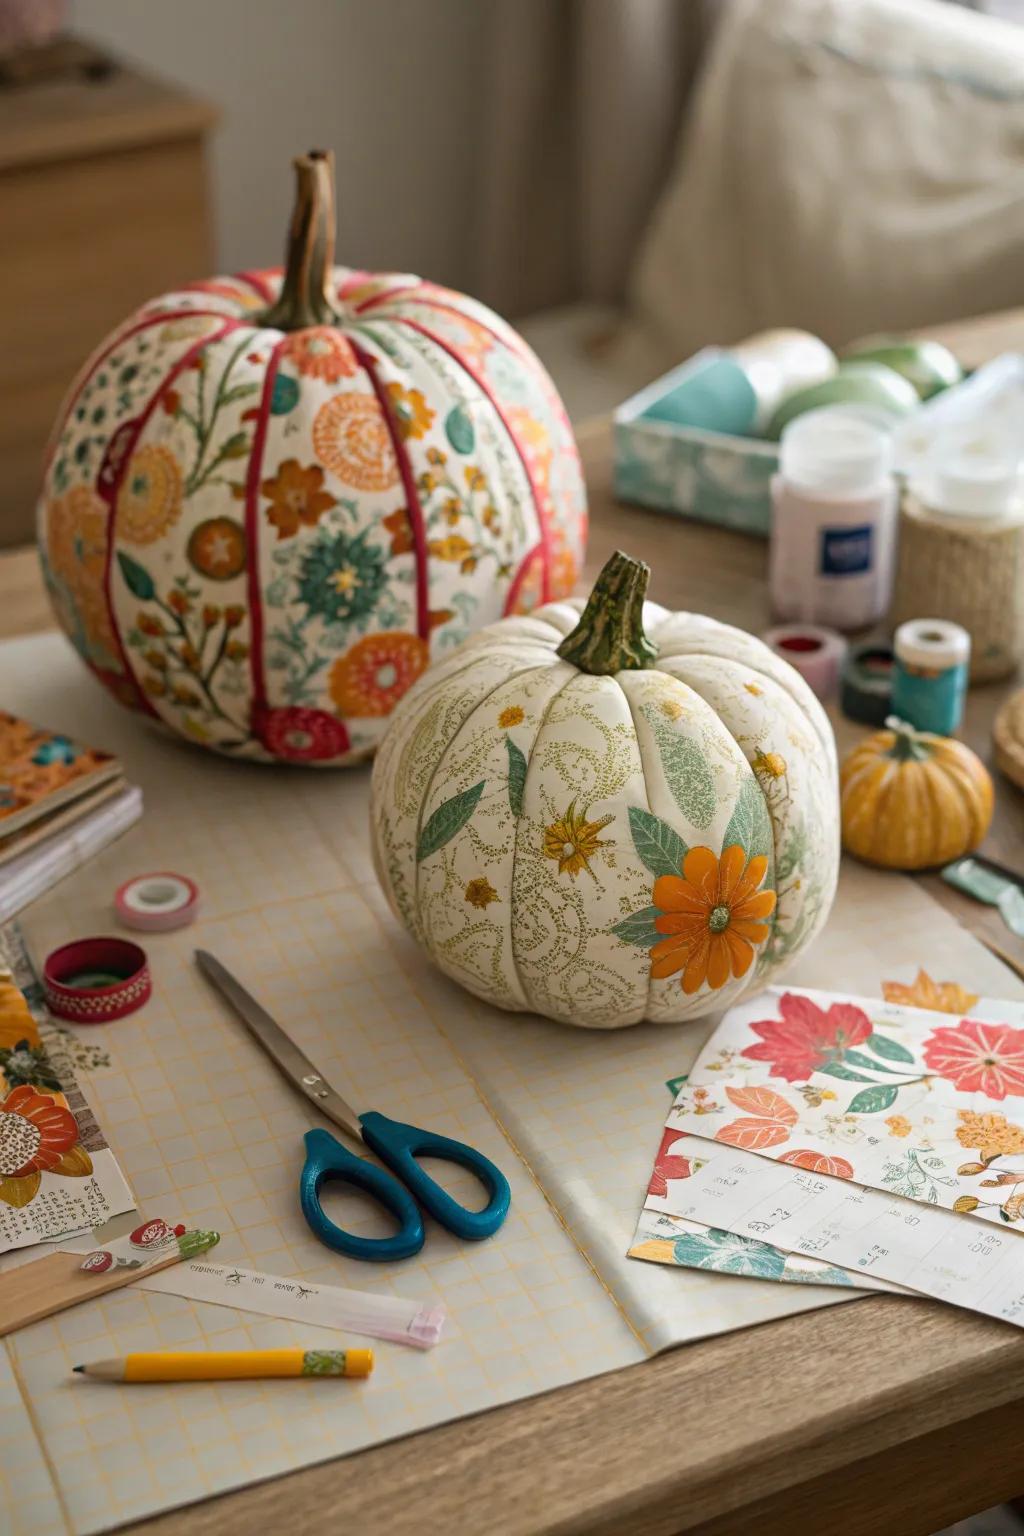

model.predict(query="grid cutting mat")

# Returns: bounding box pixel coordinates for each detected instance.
[4,633,1022,1535]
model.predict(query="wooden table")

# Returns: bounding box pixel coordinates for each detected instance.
[6,327,1024,1535]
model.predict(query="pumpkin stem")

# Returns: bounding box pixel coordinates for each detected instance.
[885,715,933,762]
[257,150,340,331]
[556,551,657,675]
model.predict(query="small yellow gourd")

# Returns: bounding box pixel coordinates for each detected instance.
[0,976,39,1051]
[840,717,993,870]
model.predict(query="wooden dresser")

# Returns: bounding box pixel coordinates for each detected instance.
[0,41,217,547]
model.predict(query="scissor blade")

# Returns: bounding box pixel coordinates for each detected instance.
[194,950,363,1141]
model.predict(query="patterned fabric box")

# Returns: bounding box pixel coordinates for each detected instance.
[614,350,777,537]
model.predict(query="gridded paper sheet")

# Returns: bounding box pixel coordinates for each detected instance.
[4,633,1024,1534]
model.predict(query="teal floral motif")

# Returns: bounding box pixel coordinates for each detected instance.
[31,735,78,766]
[671,1227,789,1279]
[271,373,300,415]
[880,1146,957,1205]
[296,527,388,626]
[0,1040,62,1092]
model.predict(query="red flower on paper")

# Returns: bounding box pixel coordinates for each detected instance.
[253,705,350,763]
[741,993,873,1083]
[778,1149,854,1179]
[647,1128,693,1197]
[715,1084,797,1152]
[922,1018,1024,1099]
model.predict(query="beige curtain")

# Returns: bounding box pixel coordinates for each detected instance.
[475,0,713,318]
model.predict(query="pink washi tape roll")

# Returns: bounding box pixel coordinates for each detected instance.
[763,624,848,699]
[115,872,200,932]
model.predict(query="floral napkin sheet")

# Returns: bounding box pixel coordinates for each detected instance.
[629,969,1018,1286]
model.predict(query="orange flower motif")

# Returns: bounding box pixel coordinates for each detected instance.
[428,535,474,563]
[187,516,247,578]
[117,444,183,545]
[312,394,399,491]
[329,632,429,718]
[261,460,337,540]
[498,706,524,728]
[465,878,499,910]
[283,327,357,382]
[0,1084,81,1207]
[384,382,434,440]
[882,970,980,1015]
[650,846,777,995]
[383,507,414,557]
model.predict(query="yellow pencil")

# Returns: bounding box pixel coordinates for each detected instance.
[73,1347,373,1382]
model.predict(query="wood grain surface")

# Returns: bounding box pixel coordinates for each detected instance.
[4,321,1024,1535]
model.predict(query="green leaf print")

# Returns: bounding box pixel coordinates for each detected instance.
[842,1048,917,1077]
[643,709,716,830]
[610,906,662,948]
[816,1061,877,1084]
[847,1083,900,1115]
[671,1228,788,1280]
[116,552,156,601]
[505,735,526,817]
[416,780,486,862]
[721,776,773,861]
[445,403,476,454]
[628,807,687,880]
[866,1031,916,1066]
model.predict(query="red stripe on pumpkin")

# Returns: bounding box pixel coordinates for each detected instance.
[349,341,430,641]
[100,319,242,717]
[389,315,554,603]
[235,269,277,302]
[504,545,543,616]
[243,337,289,713]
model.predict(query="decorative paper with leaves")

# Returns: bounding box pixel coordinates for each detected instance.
[666,983,1024,1228]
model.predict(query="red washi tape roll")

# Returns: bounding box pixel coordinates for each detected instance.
[115,872,199,932]
[43,937,151,1024]
[762,624,848,699]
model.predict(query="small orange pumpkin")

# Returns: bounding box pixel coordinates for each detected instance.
[840,717,993,870]
[0,977,39,1051]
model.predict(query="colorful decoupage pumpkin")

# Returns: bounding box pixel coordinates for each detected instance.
[37,151,585,764]
[371,552,840,1028]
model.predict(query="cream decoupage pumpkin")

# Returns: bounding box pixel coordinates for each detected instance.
[36,151,585,764]
[371,553,840,1028]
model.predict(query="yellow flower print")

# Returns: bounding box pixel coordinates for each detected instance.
[659,699,685,721]
[744,682,762,696]
[955,1109,1024,1161]
[117,444,183,545]
[464,465,486,492]
[426,446,447,466]
[332,566,360,596]
[384,382,434,440]
[498,706,524,728]
[753,750,787,779]
[885,1115,912,1138]
[464,877,499,910]
[428,535,475,563]
[542,801,614,879]
[882,970,980,1015]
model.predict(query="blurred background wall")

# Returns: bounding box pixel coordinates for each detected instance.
[75,0,491,291]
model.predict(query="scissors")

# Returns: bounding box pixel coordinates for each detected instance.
[195,951,510,1262]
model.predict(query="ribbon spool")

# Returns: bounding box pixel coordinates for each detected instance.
[762,625,847,699]
[891,618,970,736]
[43,937,151,1024]
[115,873,199,932]
[840,643,895,727]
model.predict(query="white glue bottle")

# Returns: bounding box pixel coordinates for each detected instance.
[769,406,898,631]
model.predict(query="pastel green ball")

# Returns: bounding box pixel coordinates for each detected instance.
[766,362,919,440]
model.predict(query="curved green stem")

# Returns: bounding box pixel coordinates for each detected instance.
[557,551,657,675]
[884,716,934,761]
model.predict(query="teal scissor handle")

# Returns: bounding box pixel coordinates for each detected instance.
[300,1128,425,1262]
[299,1115,511,1263]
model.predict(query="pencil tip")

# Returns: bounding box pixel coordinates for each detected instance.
[72,1365,83,1373]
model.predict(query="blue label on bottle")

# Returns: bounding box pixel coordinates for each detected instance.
[820,524,873,576]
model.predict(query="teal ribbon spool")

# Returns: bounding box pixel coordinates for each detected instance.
[891,619,970,736]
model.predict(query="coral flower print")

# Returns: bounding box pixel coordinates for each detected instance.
[262,459,337,540]
[647,1128,693,1197]
[0,1085,82,1207]
[329,632,429,718]
[542,801,614,878]
[650,846,777,996]
[312,393,399,491]
[253,706,349,763]
[923,1018,1024,1099]
[741,992,873,1083]
[283,327,357,382]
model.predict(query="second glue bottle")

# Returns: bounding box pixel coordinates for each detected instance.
[769,406,898,631]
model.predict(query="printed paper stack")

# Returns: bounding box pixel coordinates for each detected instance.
[631,977,1024,1323]
[0,711,142,923]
